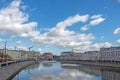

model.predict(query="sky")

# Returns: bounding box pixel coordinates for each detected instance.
[0,0,120,55]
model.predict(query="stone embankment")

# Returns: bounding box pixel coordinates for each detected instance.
[0,61,35,80]
[61,60,120,68]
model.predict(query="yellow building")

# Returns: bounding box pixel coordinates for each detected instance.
[43,52,53,60]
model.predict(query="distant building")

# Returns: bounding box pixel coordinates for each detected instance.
[60,52,73,60]
[0,51,3,62]
[100,46,120,62]
[0,49,12,60]
[53,55,60,60]
[33,51,41,60]
[71,53,83,61]
[43,52,53,60]
[0,51,3,58]
[0,49,41,60]
[59,51,99,61]
[81,51,99,61]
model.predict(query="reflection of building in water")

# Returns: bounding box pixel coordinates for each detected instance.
[61,64,101,76]
[61,64,79,70]
[78,66,101,76]
[42,62,53,67]
[101,69,120,80]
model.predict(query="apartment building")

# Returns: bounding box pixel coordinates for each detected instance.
[80,51,99,61]
[100,47,120,62]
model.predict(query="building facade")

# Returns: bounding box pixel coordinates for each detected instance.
[43,52,53,60]
[0,49,41,60]
[60,52,73,60]
[100,47,120,62]
[82,51,99,61]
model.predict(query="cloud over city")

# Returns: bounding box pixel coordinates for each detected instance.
[81,14,105,31]
[0,0,37,36]
[0,0,113,52]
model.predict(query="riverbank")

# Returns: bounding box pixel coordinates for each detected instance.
[60,60,120,68]
[0,60,35,80]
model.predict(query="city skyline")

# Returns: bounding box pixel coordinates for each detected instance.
[0,0,120,55]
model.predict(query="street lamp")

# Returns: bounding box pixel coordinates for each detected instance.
[14,46,17,51]
[1,41,7,61]
[28,46,33,52]
[28,46,33,60]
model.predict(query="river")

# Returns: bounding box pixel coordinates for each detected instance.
[12,61,120,80]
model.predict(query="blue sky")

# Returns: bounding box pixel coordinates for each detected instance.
[0,0,120,55]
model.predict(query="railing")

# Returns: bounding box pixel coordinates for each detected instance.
[0,59,34,68]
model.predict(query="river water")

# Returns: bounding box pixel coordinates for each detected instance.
[12,61,120,80]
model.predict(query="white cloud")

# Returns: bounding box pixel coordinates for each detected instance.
[117,39,120,43]
[0,38,5,42]
[90,42,112,51]
[81,14,105,31]
[0,0,37,35]
[13,40,28,50]
[91,15,102,19]
[38,48,42,53]
[114,28,120,34]
[90,17,105,26]
[81,25,89,31]
[47,14,89,37]
[118,0,120,3]
[29,14,109,52]
[30,14,91,45]
[0,0,110,53]
[114,27,120,43]
[56,14,89,28]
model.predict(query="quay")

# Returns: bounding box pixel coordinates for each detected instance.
[61,60,120,68]
[0,60,35,80]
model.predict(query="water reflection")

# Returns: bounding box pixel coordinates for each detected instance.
[12,61,120,80]
[30,70,94,80]
[42,61,53,67]
[101,68,120,80]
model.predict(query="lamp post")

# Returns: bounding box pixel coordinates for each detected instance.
[28,46,33,52]
[28,46,33,60]
[14,46,17,51]
[2,41,7,61]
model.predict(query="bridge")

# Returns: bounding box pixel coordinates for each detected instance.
[0,60,35,80]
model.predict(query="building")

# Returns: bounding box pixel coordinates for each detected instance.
[0,51,3,62]
[81,51,100,61]
[101,69,120,80]
[68,53,82,61]
[0,49,41,60]
[60,52,73,60]
[53,55,60,60]
[43,52,53,60]
[59,51,99,61]
[32,51,41,60]
[0,49,12,60]
[0,51,3,58]
[100,46,120,62]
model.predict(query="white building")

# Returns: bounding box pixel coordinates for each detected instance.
[100,46,120,62]
[60,52,73,60]
[71,53,83,61]
[81,51,99,61]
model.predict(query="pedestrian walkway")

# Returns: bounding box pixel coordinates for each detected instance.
[0,61,35,80]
